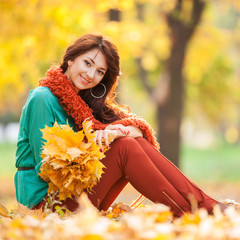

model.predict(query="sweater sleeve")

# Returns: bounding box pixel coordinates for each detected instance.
[26,88,56,173]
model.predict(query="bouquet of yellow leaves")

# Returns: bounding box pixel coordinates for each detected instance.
[39,120,113,200]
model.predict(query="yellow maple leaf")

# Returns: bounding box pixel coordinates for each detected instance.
[178,212,201,225]
[83,120,95,143]
[67,147,83,159]
[0,202,10,218]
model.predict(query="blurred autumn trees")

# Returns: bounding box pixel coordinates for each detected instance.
[1,0,240,166]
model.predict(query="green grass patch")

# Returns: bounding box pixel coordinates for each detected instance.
[180,143,240,182]
[0,142,17,176]
[1,141,240,182]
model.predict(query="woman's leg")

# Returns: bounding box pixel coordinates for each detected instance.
[91,177,128,210]
[135,137,218,212]
[88,137,216,217]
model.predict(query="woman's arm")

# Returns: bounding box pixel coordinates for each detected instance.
[27,89,56,173]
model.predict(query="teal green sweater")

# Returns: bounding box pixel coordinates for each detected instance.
[14,86,75,208]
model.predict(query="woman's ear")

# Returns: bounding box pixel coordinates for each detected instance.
[68,60,73,66]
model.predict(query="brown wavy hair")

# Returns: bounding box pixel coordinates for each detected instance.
[60,33,127,123]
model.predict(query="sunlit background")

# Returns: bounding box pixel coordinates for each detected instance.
[1,0,240,208]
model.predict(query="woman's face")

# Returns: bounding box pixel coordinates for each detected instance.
[66,48,108,91]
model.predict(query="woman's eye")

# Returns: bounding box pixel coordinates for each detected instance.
[98,70,104,75]
[84,60,91,66]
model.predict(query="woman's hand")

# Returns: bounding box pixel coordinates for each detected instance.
[105,124,130,136]
[94,124,143,151]
[105,124,143,139]
[94,129,119,151]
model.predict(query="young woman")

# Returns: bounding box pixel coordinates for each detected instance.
[15,33,224,217]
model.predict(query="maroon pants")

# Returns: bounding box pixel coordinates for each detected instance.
[34,137,218,217]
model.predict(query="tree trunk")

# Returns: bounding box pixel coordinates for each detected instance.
[157,0,205,167]
[135,0,205,167]
[157,40,186,167]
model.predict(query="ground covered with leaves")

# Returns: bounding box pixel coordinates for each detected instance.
[1,194,240,240]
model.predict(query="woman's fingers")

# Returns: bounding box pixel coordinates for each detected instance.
[117,126,130,135]
[94,129,116,151]
[103,130,109,149]
[95,130,103,151]
[105,124,130,135]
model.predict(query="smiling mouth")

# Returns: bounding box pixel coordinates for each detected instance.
[80,75,90,85]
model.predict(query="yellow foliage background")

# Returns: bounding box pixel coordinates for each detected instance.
[1,0,240,142]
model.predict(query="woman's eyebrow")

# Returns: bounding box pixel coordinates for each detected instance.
[86,57,107,71]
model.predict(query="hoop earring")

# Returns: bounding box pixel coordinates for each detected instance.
[90,83,106,99]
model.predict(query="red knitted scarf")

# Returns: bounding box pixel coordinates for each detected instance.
[39,66,159,149]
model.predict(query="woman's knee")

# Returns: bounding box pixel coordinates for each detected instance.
[108,136,142,157]
[112,136,141,148]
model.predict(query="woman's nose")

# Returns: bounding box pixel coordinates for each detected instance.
[86,69,94,79]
